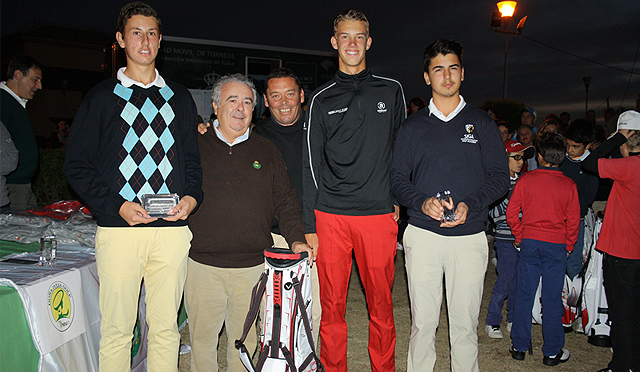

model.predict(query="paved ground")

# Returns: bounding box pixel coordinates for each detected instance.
[179,249,612,371]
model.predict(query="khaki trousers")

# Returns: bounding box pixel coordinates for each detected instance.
[404,225,488,372]
[95,225,192,372]
[184,259,263,372]
[271,233,322,348]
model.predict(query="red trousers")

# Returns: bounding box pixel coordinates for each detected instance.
[315,210,398,372]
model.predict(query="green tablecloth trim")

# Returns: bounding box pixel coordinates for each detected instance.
[0,239,40,259]
[0,286,40,372]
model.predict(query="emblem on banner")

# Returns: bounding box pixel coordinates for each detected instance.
[47,281,75,331]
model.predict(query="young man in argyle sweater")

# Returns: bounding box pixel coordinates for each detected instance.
[63,3,202,371]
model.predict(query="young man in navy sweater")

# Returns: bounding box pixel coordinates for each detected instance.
[559,119,599,279]
[390,39,508,372]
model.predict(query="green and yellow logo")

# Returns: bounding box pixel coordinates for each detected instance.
[47,281,74,331]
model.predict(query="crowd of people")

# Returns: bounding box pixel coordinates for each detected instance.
[476,100,639,372]
[2,2,638,372]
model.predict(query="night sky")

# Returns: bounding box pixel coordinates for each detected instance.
[3,0,639,122]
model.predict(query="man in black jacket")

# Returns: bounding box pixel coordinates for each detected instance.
[302,9,405,372]
[253,67,322,345]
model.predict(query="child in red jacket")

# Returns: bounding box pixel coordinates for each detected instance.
[506,133,580,366]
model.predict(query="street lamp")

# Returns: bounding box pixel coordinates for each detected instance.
[582,77,591,116]
[491,1,527,99]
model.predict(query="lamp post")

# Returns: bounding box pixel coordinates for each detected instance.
[491,1,527,99]
[582,77,591,116]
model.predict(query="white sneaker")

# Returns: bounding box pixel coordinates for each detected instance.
[507,322,513,332]
[485,325,504,339]
[543,348,570,366]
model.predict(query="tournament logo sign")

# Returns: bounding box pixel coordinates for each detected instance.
[47,281,75,331]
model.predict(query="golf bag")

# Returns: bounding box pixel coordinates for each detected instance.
[531,274,581,326]
[581,217,612,346]
[235,247,323,372]
[531,210,596,327]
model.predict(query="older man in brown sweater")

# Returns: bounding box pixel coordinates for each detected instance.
[185,73,313,372]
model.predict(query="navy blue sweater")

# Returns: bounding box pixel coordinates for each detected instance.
[559,154,599,217]
[390,104,509,236]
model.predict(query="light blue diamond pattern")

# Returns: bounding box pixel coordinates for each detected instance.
[159,103,175,125]
[159,127,175,152]
[119,155,137,180]
[140,126,159,152]
[141,98,159,124]
[113,84,132,101]
[157,183,170,194]
[122,127,139,152]
[139,154,158,179]
[159,86,174,101]
[119,183,136,202]
[158,156,173,179]
[121,102,140,126]
[137,182,155,201]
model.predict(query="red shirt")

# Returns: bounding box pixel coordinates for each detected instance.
[506,167,580,251]
[596,156,640,259]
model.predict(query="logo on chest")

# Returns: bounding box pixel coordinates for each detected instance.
[460,124,478,144]
[328,107,348,115]
[377,101,387,113]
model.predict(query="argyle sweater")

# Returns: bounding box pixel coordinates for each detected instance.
[64,77,203,227]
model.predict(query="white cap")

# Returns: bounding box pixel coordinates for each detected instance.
[616,110,640,132]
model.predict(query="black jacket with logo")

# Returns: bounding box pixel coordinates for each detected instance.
[302,69,406,233]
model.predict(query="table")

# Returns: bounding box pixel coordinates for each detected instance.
[0,244,150,372]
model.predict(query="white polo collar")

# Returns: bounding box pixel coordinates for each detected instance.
[0,81,28,108]
[117,67,166,88]
[428,95,466,122]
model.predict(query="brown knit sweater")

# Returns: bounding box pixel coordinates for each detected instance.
[189,128,306,268]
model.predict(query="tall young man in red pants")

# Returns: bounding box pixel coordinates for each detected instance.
[302,9,406,371]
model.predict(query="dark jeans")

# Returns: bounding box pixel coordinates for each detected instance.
[511,239,566,356]
[603,253,640,372]
[486,240,519,326]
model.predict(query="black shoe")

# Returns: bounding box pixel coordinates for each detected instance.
[563,325,574,333]
[596,368,611,372]
[543,348,570,366]
[510,345,525,361]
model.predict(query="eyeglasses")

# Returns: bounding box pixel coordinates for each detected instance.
[508,155,524,161]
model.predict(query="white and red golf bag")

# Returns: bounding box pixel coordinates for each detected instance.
[236,247,323,372]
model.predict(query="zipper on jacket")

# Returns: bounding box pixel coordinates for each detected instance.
[353,76,363,117]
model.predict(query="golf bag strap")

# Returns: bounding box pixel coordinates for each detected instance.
[281,345,297,371]
[235,270,268,371]
[255,342,271,371]
[292,275,325,372]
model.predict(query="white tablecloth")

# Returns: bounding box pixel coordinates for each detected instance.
[0,246,149,372]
